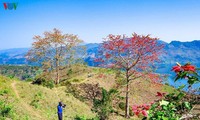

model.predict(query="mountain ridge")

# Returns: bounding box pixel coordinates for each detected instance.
[0,40,199,66]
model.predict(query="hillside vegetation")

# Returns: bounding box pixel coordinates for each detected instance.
[0,75,96,120]
[0,65,176,120]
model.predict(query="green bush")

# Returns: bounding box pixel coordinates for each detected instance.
[0,89,9,96]
[32,75,54,89]
[43,80,54,89]
[92,88,118,120]
[67,69,73,76]
[74,115,99,120]
[129,107,134,116]
[118,102,125,110]
[0,100,13,118]
[30,99,40,108]
[61,81,72,86]
[74,115,87,120]
[25,78,33,82]
[30,92,43,109]
[72,79,80,82]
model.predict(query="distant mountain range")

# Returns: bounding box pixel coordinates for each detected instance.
[0,40,199,68]
[1,40,199,89]
[0,48,29,64]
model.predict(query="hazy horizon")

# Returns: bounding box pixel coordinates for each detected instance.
[1,0,200,49]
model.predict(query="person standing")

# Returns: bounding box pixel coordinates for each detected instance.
[57,102,63,120]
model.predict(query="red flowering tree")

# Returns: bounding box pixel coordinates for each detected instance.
[96,33,164,118]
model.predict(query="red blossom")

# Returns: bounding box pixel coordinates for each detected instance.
[141,110,148,117]
[132,105,137,111]
[132,104,150,117]
[172,65,182,72]
[182,65,195,72]
[172,63,196,73]
[156,92,166,98]
[150,101,154,105]
[135,111,140,116]
[105,53,111,59]
[142,104,150,110]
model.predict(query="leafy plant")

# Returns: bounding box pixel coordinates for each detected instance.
[147,63,199,119]
[92,88,118,120]
[0,100,13,118]
[74,115,99,120]
[30,92,43,108]
[32,75,54,89]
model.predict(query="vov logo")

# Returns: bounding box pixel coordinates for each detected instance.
[3,3,18,10]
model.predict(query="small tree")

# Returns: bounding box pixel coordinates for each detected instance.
[26,28,83,84]
[96,33,164,118]
[92,88,118,120]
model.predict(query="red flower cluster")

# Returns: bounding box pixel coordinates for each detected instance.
[172,65,182,72]
[156,92,166,98]
[132,104,150,117]
[182,65,195,72]
[105,53,111,59]
[172,64,195,73]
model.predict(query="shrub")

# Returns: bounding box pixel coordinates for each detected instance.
[118,102,125,110]
[43,80,54,89]
[32,75,54,89]
[92,88,118,120]
[0,100,13,117]
[0,89,9,96]
[30,92,43,109]
[147,63,200,119]
[67,69,73,76]
[74,115,99,120]
[74,115,87,120]
[72,79,80,82]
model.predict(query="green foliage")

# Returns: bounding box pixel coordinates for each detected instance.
[74,115,87,120]
[21,74,31,80]
[92,88,118,120]
[148,101,180,120]
[118,101,134,116]
[0,65,38,80]
[72,78,80,82]
[25,78,33,82]
[74,115,99,120]
[148,63,199,120]
[32,75,54,89]
[148,89,192,119]
[7,75,15,79]
[0,89,9,96]
[0,100,13,118]
[43,80,54,89]
[118,102,126,110]
[30,92,43,108]
[67,69,73,76]
[129,107,134,116]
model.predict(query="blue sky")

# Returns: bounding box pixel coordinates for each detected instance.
[0,0,200,49]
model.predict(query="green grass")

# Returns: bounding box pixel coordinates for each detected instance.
[0,75,95,120]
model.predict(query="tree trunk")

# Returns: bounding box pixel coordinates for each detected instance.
[55,58,60,84]
[125,70,130,118]
[55,45,60,84]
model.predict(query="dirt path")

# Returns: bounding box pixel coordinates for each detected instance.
[11,81,43,120]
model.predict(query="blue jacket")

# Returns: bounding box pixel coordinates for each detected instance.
[57,105,62,113]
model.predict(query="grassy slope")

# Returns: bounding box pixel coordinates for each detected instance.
[68,67,176,105]
[0,65,176,120]
[0,76,95,120]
